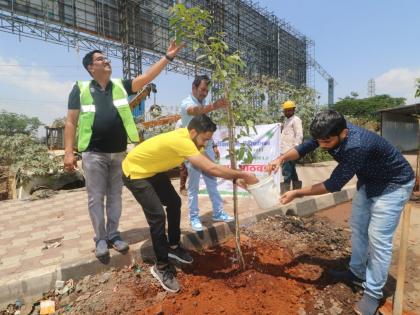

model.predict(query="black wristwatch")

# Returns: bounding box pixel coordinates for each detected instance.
[165,54,174,61]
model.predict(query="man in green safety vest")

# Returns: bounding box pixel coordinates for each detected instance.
[64,41,184,258]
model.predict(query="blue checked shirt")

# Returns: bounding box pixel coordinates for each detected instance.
[295,123,414,198]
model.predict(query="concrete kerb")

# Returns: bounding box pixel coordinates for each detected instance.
[0,185,356,308]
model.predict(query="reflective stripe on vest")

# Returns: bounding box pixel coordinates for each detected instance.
[113,98,128,107]
[81,105,95,112]
[76,79,139,152]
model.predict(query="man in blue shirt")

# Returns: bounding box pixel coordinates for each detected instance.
[268,110,414,315]
[180,75,233,231]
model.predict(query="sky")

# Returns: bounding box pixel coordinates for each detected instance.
[0,0,420,126]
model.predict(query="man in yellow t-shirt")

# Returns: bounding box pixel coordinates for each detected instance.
[122,115,257,293]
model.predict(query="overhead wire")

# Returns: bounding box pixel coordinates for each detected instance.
[0,64,80,68]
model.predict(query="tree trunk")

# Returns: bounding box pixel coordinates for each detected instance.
[225,89,245,270]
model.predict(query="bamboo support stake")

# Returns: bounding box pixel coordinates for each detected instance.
[393,203,412,315]
[225,89,245,270]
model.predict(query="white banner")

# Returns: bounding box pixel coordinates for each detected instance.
[199,123,281,196]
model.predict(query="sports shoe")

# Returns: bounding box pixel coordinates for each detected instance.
[212,211,234,222]
[354,293,380,315]
[168,245,193,264]
[95,240,109,258]
[108,237,129,252]
[328,269,365,288]
[150,264,180,293]
[190,217,203,231]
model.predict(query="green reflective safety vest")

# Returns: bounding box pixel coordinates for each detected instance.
[76,79,139,152]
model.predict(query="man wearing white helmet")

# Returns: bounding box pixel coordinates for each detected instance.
[280,100,303,192]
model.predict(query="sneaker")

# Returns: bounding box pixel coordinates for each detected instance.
[168,245,194,264]
[190,217,203,231]
[212,211,234,222]
[354,293,380,315]
[108,237,129,252]
[328,269,365,288]
[95,240,109,258]
[150,264,180,293]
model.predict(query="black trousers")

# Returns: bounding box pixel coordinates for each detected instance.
[122,173,181,265]
[179,162,188,190]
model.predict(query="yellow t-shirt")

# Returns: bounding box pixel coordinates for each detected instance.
[122,128,200,179]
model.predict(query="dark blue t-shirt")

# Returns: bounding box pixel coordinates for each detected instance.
[296,123,414,198]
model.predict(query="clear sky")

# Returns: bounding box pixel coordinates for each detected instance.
[1,0,419,126]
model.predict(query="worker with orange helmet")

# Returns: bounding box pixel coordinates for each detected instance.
[279,100,303,192]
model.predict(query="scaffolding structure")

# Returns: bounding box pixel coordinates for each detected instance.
[367,78,376,97]
[0,0,312,86]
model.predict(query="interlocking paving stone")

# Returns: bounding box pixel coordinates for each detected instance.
[0,161,360,307]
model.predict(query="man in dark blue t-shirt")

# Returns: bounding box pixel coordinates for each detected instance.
[268,109,414,315]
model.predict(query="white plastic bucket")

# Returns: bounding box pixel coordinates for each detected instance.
[247,175,279,210]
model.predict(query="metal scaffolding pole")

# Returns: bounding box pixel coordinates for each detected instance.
[119,0,142,79]
[0,0,330,90]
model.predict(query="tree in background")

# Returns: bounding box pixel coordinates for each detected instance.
[209,75,318,162]
[0,110,42,136]
[333,94,405,121]
[332,94,405,131]
[0,111,62,185]
[416,79,420,98]
[51,116,67,128]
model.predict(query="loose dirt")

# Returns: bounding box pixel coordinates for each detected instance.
[2,206,419,315]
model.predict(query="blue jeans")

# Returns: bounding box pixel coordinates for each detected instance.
[349,179,414,299]
[185,140,224,220]
[282,161,299,183]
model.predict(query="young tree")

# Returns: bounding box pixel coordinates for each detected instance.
[170,4,318,268]
[170,4,249,268]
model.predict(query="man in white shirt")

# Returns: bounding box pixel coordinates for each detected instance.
[180,75,233,231]
[280,100,303,192]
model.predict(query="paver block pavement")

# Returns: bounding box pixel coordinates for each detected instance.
[0,161,358,307]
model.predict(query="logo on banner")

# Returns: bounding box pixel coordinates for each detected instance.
[198,123,281,196]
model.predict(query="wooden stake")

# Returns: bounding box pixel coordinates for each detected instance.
[393,203,412,315]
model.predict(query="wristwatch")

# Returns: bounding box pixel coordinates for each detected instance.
[165,54,174,61]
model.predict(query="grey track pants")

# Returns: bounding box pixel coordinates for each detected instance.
[82,151,125,243]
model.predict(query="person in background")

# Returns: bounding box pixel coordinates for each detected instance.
[180,75,233,231]
[279,100,303,192]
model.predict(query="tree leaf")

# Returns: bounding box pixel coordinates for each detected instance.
[196,54,207,61]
